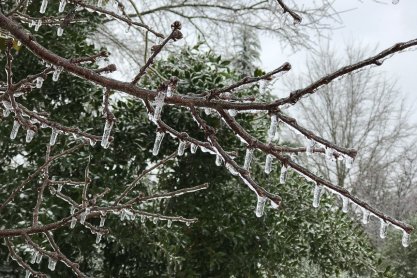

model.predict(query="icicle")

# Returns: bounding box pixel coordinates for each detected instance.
[100,215,106,227]
[96,233,102,244]
[186,221,191,227]
[190,143,198,154]
[225,163,239,175]
[57,27,64,37]
[26,129,35,143]
[166,85,172,97]
[35,77,44,88]
[152,217,158,224]
[362,208,370,224]
[379,219,388,239]
[70,206,75,215]
[141,215,146,223]
[341,196,349,213]
[177,140,186,156]
[101,120,113,148]
[52,67,62,81]
[167,220,172,228]
[305,139,314,156]
[57,184,63,192]
[2,101,12,117]
[270,199,279,209]
[152,131,165,156]
[255,195,267,217]
[279,165,287,184]
[152,91,165,121]
[36,254,42,264]
[47,256,57,271]
[29,20,35,27]
[267,115,277,142]
[25,270,31,278]
[228,109,238,117]
[243,148,254,170]
[402,230,410,247]
[58,0,67,13]
[34,20,42,31]
[80,208,89,225]
[40,0,48,14]
[312,183,322,208]
[264,154,273,174]
[215,154,223,166]
[49,128,58,145]
[10,120,20,140]
[30,251,39,264]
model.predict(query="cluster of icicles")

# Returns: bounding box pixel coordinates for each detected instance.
[150,85,411,248]
[1,68,113,149]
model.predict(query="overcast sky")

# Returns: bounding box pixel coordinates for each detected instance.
[260,0,417,122]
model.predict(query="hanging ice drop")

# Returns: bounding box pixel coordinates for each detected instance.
[152,91,165,121]
[177,140,186,156]
[255,195,267,217]
[267,114,277,142]
[57,27,64,37]
[49,128,58,145]
[166,85,172,97]
[402,230,410,247]
[101,120,113,148]
[30,251,39,264]
[40,0,48,14]
[379,219,387,239]
[341,196,349,213]
[36,254,43,264]
[190,143,198,154]
[243,148,254,170]
[264,154,273,174]
[10,120,20,140]
[167,220,172,228]
[279,165,287,184]
[58,0,67,13]
[362,208,370,224]
[152,131,165,156]
[26,129,35,143]
[34,20,42,31]
[312,183,322,208]
[36,77,44,88]
[48,257,57,271]
[100,215,106,227]
[25,270,31,278]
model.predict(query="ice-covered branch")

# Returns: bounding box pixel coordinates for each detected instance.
[275,0,302,24]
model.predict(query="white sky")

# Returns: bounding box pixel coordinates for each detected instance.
[260,1,417,122]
